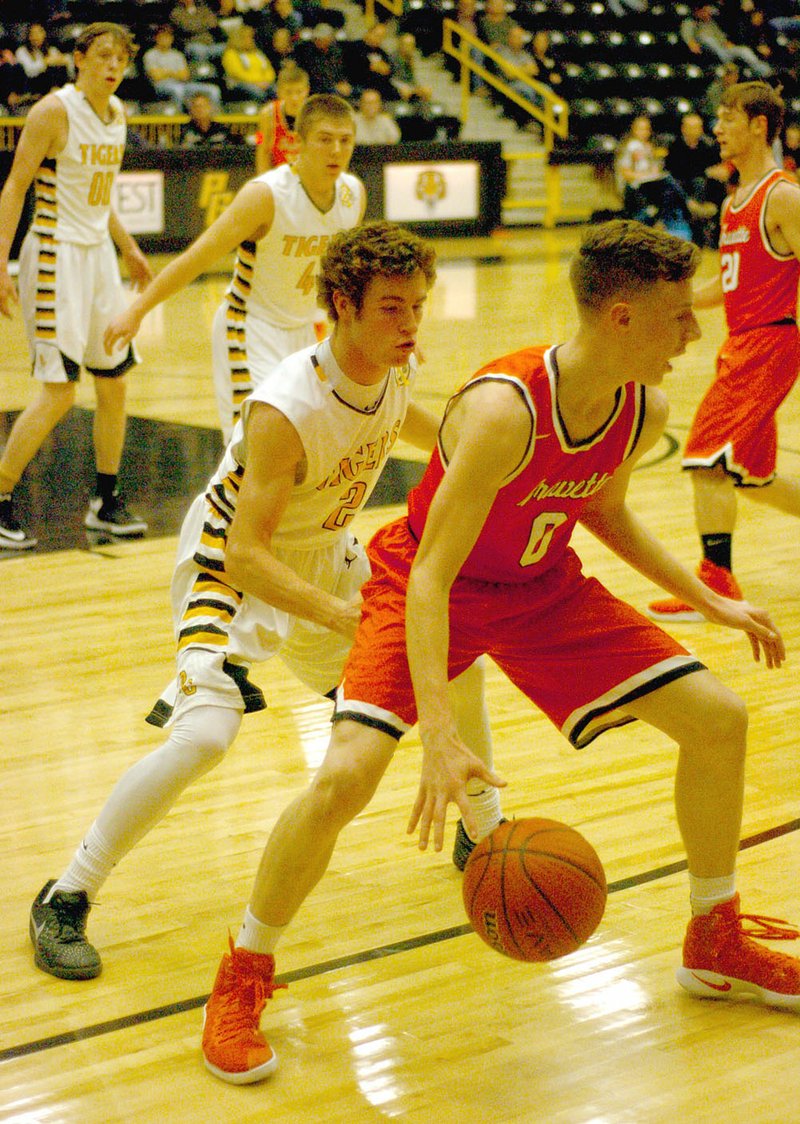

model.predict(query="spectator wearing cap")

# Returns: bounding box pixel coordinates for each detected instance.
[295,22,352,96]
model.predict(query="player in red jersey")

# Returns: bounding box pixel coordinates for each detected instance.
[198,220,798,1085]
[649,82,800,620]
[254,63,309,174]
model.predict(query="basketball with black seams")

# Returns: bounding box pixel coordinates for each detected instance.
[462,818,607,962]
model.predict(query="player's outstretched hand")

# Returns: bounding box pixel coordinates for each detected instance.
[104,307,143,354]
[408,733,506,854]
[704,596,786,669]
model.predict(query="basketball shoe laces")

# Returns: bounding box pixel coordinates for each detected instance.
[735,908,800,943]
[47,892,91,944]
[213,936,287,1051]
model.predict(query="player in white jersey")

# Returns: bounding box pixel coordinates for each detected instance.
[105,93,366,441]
[30,225,497,1004]
[0,23,152,551]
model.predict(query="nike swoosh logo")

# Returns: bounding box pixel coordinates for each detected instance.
[692,972,732,992]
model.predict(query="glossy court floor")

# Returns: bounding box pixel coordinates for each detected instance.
[2,228,800,1123]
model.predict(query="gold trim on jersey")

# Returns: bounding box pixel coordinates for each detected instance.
[34,234,57,343]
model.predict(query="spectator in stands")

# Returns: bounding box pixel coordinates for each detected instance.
[144,24,223,108]
[607,0,649,14]
[295,22,352,97]
[530,30,563,92]
[214,0,244,41]
[478,0,515,49]
[15,22,70,100]
[255,60,308,171]
[450,0,485,93]
[494,23,542,132]
[680,5,772,77]
[170,0,225,62]
[701,59,740,125]
[782,119,800,177]
[266,26,296,70]
[390,32,433,110]
[344,22,398,103]
[180,90,240,144]
[615,114,693,239]
[263,0,303,43]
[221,22,276,100]
[664,111,729,245]
[296,0,345,30]
[353,87,401,145]
[0,39,27,114]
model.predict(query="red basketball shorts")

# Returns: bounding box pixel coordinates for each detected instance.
[337,518,704,748]
[682,325,800,485]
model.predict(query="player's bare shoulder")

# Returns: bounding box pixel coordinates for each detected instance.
[765,174,800,255]
[18,92,69,159]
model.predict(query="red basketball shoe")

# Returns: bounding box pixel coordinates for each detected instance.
[677,895,800,1010]
[647,559,743,622]
[202,934,286,1084]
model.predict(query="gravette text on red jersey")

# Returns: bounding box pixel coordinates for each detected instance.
[517,471,613,506]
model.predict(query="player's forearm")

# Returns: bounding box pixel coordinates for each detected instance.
[406,567,457,739]
[0,180,28,266]
[226,544,353,633]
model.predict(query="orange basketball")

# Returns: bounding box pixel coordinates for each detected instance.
[462,818,607,962]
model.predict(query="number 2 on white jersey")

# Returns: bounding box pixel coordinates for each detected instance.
[720,251,740,293]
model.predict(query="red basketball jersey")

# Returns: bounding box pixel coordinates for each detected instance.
[719,168,800,332]
[407,346,646,583]
[270,99,300,168]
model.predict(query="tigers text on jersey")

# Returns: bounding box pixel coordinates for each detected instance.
[198,336,416,560]
[31,84,126,246]
[407,345,646,583]
[719,168,800,332]
[225,163,363,329]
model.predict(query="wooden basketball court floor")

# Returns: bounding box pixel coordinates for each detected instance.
[2,228,800,1123]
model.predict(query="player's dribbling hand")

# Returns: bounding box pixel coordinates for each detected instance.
[408,733,506,854]
[705,597,785,669]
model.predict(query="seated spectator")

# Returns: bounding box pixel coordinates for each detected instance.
[294,22,351,97]
[391,33,432,109]
[783,120,800,178]
[530,30,563,93]
[15,22,70,100]
[170,0,225,62]
[701,60,740,126]
[478,0,515,49]
[344,21,397,103]
[664,111,729,246]
[262,0,303,44]
[144,24,223,108]
[266,26,296,70]
[353,87,400,145]
[221,22,276,100]
[297,0,345,31]
[214,0,244,40]
[680,5,772,77]
[0,41,27,114]
[615,115,692,240]
[180,90,241,144]
[255,61,308,171]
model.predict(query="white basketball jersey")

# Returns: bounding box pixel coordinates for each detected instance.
[225,163,364,328]
[31,84,126,245]
[195,337,416,568]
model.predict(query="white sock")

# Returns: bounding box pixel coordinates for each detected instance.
[689,873,736,916]
[236,907,286,956]
[50,824,124,901]
[463,782,503,843]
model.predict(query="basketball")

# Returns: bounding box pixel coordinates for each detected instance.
[462,818,607,962]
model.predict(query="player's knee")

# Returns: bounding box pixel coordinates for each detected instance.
[170,705,241,772]
[309,726,388,827]
[694,686,748,759]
